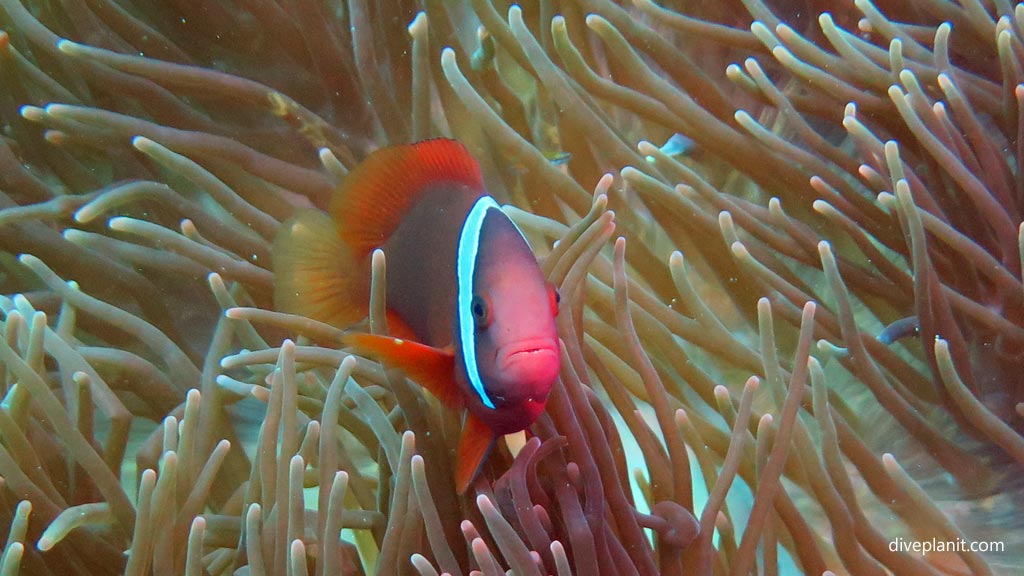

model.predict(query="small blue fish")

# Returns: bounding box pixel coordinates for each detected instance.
[648,133,695,161]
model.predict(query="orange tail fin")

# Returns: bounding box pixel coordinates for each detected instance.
[273,210,369,327]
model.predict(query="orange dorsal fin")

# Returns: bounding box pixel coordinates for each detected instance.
[341,333,462,409]
[273,210,369,328]
[328,139,484,254]
[456,413,494,494]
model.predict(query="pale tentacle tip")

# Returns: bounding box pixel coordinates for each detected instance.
[407,11,426,34]
[56,38,83,53]
[107,216,132,231]
[131,135,156,150]
[19,105,44,121]
[503,430,527,457]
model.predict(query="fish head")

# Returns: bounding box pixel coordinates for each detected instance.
[455,198,560,433]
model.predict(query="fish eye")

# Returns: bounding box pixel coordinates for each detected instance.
[471,295,491,328]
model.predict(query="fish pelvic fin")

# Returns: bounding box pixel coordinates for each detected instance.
[273,209,369,327]
[328,139,484,254]
[456,413,494,495]
[341,333,462,409]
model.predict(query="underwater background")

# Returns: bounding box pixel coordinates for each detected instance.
[0,0,1022,574]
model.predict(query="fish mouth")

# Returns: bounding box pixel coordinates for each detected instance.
[498,339,560,373]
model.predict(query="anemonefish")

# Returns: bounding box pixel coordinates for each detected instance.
[273,139,560,493]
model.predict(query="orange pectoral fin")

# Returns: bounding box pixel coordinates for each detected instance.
[341,333,462,409]
[384,310,419,342]
[456,413,494,495]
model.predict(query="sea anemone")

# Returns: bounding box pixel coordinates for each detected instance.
[0,0,1021,574]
